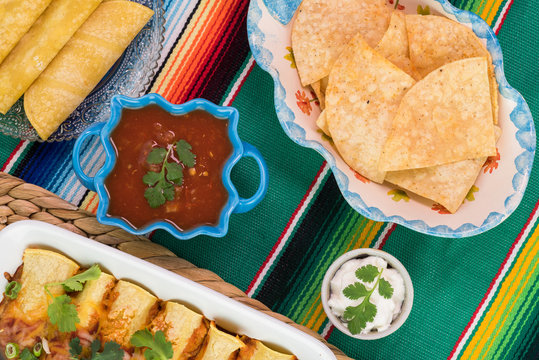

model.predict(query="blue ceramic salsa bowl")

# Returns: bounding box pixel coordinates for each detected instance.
[72,94,268,239]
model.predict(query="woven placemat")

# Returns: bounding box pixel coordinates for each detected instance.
[0,172,351,360]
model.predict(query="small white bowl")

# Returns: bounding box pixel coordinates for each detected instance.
[321,248,414,340]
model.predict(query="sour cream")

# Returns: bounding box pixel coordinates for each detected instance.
[328,256,405,334]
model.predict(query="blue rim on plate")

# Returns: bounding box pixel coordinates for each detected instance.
[72,94,269,239]
[247,0,536,238]
[0,0,165,142]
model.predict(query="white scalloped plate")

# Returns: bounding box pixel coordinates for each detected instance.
[247,0,536,238]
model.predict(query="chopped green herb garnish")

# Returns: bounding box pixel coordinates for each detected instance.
[47,294,79,333]
[342,265,394,335]
[5,343,19,359]
[32,343,42,358]
[143,140,195,208]
[20,348,37,360]
[131,329,174,360]
[70,338,124,360]
[4,281,21,300]
[43,265,101,332]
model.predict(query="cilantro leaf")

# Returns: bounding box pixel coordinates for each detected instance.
[94,342,124,360]
[344,301,377,335]
[61,265,101,292]
[143,172,161,186]
[47,294,79,332]
[162,183,175,201]
[176,140,196,168]
[355,265,380,283]
[147,148,167,164]
[70,338,83,358]
[131,329,173,360]
[20,349,38,360]
[343,282,369,300]
[90,339,102,358]
[378,277,394,299]
[145,187,166,208]
[165,162,183,183]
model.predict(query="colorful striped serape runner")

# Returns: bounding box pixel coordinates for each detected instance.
[0,0,536,359]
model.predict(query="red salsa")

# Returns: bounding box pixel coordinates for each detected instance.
[105,105,233,231]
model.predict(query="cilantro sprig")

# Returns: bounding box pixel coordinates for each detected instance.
[143,140,196,208]
[4,281,21,300]
[44,265,101,333]
[131,329,173,360]
[342,264,394,335]
[69,338,123,360]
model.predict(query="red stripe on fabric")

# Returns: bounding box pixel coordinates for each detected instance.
[226,60,255,105]
[495,0,514,35]
[157,0,213,96]
[378,223,396,250]
[447,197,539,359]
[170,0,239,103]
[246,162,328,294]
[324,325,335,340]
[84,193,98,211]
[188,0,249,99]
[1,141,24,172]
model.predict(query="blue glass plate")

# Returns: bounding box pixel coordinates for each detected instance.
[0,0,164,142]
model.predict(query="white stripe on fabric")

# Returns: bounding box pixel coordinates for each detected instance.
[321,322,333,339]
[448,206,539,360]
[3,141,30,173]
[160,0,200,68]
[58,136,102,202]
[246,163,330,297]
[493,0,514,34]
[222,56,255,106]
[372,222,395,249]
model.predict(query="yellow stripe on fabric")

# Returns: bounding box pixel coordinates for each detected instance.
[150,0,213,95]
[80,191,98,211]
[460,228,539,359]
[480,252,539,359]
[480,0,504,25]
[301,219,383,331]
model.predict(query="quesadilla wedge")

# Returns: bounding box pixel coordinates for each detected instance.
[150,302,209,360]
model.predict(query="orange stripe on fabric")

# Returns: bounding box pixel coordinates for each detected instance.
[168,0,239,103]
[153,0,213,95]
[460,228,539,359]
[178,0,249,101]
[161,0,226,99]
[83,192,98,211]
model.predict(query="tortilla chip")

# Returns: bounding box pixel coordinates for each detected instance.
[374,11,420,80]
[406,14,498,124]
[316,109,330,136]
[326,34,415,183]
[292,0,390,86]
[379,57,496,171]
[386,126,501,213]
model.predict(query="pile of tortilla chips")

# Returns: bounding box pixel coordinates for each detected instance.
[292,0,500,213]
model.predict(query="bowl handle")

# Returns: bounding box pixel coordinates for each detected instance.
[72,122,105,192]
[233,142,269,214]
